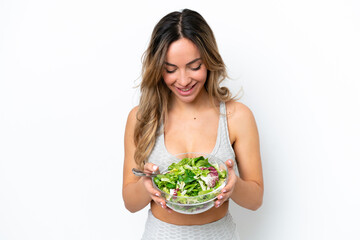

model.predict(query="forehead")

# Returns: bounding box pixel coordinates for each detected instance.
[165,38,201,64]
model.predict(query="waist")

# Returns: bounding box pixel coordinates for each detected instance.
[142,206,237,240]
[150,200,229,225]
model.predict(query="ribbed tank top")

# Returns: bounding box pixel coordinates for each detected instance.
[147,102,239,175]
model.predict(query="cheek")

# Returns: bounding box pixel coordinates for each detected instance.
[192,69,207,82]
[162,74,175,87]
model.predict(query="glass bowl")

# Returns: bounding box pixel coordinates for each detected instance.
[152,152,228,214]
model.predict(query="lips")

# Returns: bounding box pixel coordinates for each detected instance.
[180,87,192,91]
[175,83,197,96]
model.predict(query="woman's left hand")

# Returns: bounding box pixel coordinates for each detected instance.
[215,159,237,208]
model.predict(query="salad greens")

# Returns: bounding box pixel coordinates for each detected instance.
[153,156,227,206]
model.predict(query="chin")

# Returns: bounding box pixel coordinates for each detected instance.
[172,95,193,103]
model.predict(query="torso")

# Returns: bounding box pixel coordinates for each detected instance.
[164,104,220,154]
[148,101,238,225]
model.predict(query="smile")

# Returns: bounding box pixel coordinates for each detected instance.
[180,87,192,91]
[175,83,197,95]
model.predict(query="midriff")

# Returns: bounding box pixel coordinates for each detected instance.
[150,200,229,225]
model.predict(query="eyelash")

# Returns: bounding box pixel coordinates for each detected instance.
[191,64,202,71]
[165,64,202,74]
[165,69,176,74]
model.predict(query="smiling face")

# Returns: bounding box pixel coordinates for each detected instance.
[162,38,208,104]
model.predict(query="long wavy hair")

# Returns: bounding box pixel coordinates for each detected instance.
[134,9,235,169]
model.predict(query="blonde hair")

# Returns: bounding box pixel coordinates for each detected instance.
[134,9,234,169]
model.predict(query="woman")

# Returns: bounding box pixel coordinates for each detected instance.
[122,9,263,240]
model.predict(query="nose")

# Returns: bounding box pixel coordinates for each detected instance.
[177,70,191,87]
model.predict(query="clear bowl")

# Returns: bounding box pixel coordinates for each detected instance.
[152,152,228,214]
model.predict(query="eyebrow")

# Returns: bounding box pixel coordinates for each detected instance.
[164,58,201,67]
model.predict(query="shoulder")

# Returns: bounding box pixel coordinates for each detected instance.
[127,106,139,122]
[225,101,255,122]
[225,101,258,141]
[125,106,139,135]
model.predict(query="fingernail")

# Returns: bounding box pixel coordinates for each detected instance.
[160,202,163,206]
[153,166,157,171]
[222,189,227,193]
[155,193,159,197]
[227,160,232,166]
[219,195,223,200]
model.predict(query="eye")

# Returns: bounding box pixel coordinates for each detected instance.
[190,64,202,71]
[164,65,177,73]
[165,68,177,73]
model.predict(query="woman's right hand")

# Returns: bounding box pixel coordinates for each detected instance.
[142,163,172,212]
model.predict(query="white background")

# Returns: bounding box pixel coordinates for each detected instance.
[1,0,359,239]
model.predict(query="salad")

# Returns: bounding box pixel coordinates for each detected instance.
[153,156,227,206]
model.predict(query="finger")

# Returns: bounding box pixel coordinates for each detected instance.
[225,159,234,170]
[146,187,167,208]
[217,193,225,201]
[215,192,231,208]
[156,199,172,213]
[152,196,170,212]
[216,190,230,203]
[142,178,171,213]
[160,202,173,213]
[216,196,225,207]
[221,173,237,195]
[221,184,234,195]
[215,198,225,208]
[152,196,165,205]
[158,200,166,208]
[144,163,159,174]
[143,177,161,196]
[225,159,236,178]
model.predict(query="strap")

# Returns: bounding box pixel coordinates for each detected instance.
[220,101,226,115]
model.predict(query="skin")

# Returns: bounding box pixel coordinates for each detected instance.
[122,38,264,225]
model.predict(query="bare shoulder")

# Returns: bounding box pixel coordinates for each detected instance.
[124,106,139,143]
[225,101,258,141]
[124,106,139,164]
[225,101,255,122]
[125,106,139,128]
[127,106,139,122]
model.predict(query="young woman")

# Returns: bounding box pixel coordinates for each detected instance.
[122,9,263,240]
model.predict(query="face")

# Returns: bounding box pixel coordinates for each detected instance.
[162,38,207,103]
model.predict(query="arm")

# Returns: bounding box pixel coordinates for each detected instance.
[122,107,169,213]
[215,102,264,211]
